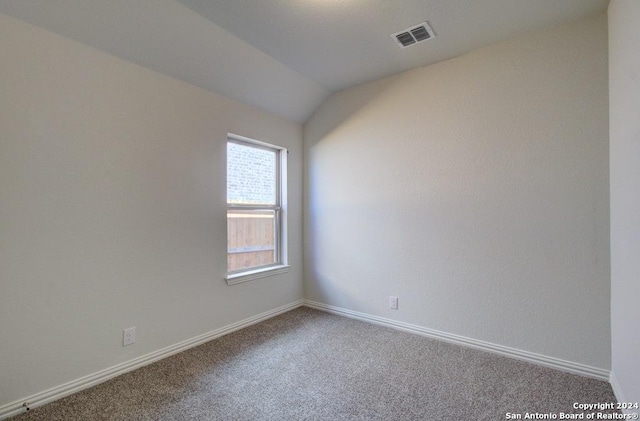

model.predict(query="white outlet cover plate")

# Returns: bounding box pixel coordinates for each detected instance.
[123,327,136,346]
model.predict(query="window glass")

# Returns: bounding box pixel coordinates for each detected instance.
[227,142,276,206]
[226,135,286,280]
[227,209,276,272]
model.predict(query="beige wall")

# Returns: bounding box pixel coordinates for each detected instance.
[304,14,610,369]
[0,12,303,407]
[608,0,640,405]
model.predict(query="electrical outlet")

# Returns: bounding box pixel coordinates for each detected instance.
[123,327,136,346]
[389,296,398,310]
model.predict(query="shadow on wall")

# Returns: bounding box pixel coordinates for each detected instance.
[303,74,407,309]
[304,75,401,148]
[302,64,488,309]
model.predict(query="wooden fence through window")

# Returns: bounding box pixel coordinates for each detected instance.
[227,212,275,272]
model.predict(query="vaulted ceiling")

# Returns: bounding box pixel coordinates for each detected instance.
[0,0,609,122]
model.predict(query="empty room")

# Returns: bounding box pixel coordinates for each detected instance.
[0,0,638,420]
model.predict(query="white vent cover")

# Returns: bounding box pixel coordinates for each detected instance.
[392,22,436,48]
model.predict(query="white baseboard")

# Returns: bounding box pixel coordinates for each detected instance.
[609,371,634,415]
[303,300,610,382]
[0,300,304,421]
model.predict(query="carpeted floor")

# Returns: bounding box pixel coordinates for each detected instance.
[9,307,619,420]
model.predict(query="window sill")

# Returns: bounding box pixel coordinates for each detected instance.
[225,265,290,286]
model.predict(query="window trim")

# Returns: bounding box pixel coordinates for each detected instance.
[225,134,289,285]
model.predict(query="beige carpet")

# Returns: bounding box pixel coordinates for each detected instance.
[9,307,619,420]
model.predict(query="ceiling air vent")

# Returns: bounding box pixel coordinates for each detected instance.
[392,22,435,48]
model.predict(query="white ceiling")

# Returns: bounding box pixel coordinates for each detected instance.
[0,0,608,122]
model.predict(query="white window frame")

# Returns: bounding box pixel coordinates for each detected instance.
[225,134,289,285]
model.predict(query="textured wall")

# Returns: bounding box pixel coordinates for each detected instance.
[304,14,610,369]
[608,0,640,404]
[0,12,303,406]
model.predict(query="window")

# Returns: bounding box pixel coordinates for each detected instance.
[226,134,288,284]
